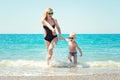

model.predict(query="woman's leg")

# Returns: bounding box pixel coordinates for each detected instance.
[44,40,50,65]
[44,40,50,49]
[47,37,58,65]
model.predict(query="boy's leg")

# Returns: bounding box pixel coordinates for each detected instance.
[73,54,77,64]
[68,54,72,63]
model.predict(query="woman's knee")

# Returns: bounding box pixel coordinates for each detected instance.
[48,46,53,51]
[47,49,53,55]
[48,44,54,51]
[47,54,52,59]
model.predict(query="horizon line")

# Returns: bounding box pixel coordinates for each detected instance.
[0,33,119,34]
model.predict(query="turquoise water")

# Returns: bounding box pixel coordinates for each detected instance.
[0,34,119,61]
[0,34,120,75]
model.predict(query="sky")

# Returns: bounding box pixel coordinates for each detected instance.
[0,0,120,34]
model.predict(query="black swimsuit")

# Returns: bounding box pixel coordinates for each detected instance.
[43,25,57,42]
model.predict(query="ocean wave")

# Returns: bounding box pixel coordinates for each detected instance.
[0,60,120,69]
[0,60,46,68]
[86,60,120,69]
[0,59,76,68]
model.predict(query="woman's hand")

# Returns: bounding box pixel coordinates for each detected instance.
[52,29,56,35]
[59,35,64,40]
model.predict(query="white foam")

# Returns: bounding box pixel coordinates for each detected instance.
[0,59,75,68]
[86,60,120,69]
[0,60,46,68]
[0,60,120,69]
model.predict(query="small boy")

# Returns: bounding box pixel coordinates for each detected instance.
[63,32,82,64]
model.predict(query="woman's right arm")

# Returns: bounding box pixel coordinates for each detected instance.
[41,20,55,32]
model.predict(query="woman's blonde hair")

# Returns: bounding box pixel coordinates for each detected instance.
[41,8,53,24]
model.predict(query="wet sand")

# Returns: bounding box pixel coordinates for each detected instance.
[0,73,120,80]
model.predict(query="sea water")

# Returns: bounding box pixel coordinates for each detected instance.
[0,34,120,76]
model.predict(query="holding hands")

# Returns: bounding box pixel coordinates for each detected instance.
[59,35,64,40]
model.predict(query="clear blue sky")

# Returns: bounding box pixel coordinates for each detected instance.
[0,0,120,34]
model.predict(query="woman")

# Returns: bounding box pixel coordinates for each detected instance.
[40,8,63,65]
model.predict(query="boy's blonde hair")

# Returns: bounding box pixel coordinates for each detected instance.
[70,32,76,36]
[70,32,76,39]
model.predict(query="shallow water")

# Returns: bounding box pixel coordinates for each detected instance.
[0,34,120,75]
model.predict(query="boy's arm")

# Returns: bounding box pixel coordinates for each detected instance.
[62,38,69,42]
[64,38,69,42]
[75,42,82,56]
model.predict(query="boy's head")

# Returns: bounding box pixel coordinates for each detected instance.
[69,32,76,41]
